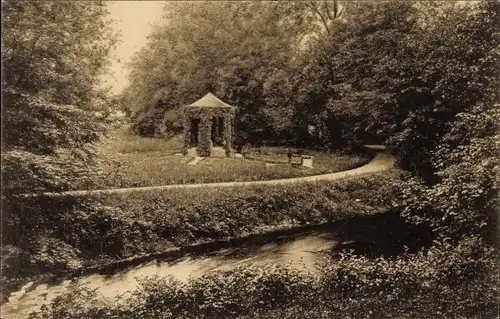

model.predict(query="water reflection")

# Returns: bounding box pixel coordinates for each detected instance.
[2,232,336,318]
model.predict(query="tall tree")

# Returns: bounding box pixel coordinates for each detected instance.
[1,1,118,271]
[297,0,499,178]
[126,1,313,144]
[384,0,499,178]
[292,1,418,149]
[2,0,118,194]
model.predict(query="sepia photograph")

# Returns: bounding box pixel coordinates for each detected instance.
[1,0,499,318]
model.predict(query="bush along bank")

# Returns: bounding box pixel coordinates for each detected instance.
[27,235,499,319]
[3,170,401,280]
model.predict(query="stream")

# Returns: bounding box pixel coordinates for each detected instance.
[2,211,431,319]
[1,223,343,319]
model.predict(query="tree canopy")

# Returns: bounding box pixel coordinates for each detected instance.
[2,0,118,194]
[125,1,325,144]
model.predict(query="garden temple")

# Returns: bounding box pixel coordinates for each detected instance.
[182,93,236,157]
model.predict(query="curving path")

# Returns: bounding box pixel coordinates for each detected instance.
[40,153,395,197]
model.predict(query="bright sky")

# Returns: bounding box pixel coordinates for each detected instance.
[101,1,165,95]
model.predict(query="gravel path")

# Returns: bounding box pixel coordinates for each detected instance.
[39,153,395,197]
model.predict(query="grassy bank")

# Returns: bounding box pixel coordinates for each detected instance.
[80,170,401,257]
[3,170,401,284]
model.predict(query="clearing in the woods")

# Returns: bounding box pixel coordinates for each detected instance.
[95,126,371,189]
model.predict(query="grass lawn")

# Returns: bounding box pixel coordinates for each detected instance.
[96,126,370,189]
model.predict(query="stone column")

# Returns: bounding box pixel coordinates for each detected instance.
[182,112,190,155]
[197,116,212,157]
[223,114,234,157]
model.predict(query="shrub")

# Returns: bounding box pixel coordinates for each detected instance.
[27,285,113,319]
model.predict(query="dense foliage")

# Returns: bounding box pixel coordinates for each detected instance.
[399,103,499,241]
[293,1,499,178]
[124,1,333,145]
[1,0,118,292]
[2,1,118,195]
